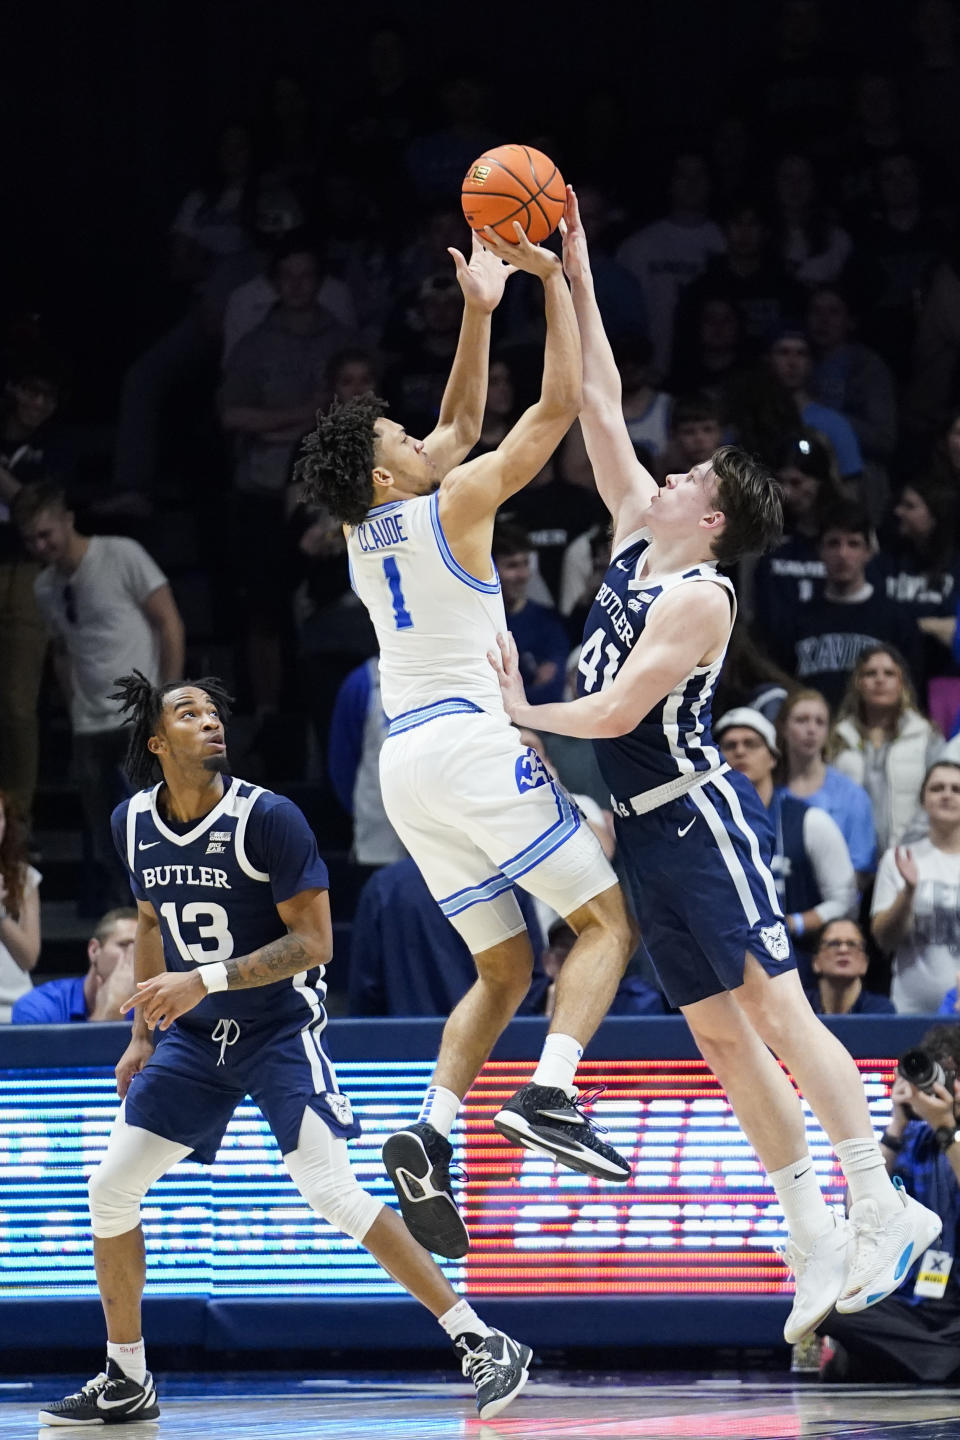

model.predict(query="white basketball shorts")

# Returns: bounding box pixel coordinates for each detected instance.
[379,701,617,952]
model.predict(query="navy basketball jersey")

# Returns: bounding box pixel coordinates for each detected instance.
[577,530,736,810]
[111,777,330,1033]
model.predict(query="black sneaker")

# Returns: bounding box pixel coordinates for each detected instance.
[382,1121,469,1259]
[38,1359,159,1425]
[455,1329,532,1419]
[493,1082,631,1182]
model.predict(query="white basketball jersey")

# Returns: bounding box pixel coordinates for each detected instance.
[347,491,508,720]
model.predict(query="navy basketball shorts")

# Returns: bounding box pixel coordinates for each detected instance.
[124,1013,361,1164]
[616,768,797,1009]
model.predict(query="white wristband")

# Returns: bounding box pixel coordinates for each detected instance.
[199,962,229,993]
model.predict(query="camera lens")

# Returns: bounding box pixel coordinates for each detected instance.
[898,1049,946,1094]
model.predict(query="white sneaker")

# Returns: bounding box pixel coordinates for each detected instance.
[778,1211,852,1344]
[837,1177,942,1314]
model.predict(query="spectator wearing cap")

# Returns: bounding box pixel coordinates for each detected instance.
[772,502,922,711]
[716,707,856,975]
[11,908,137,1023]
[767,325,863,480]
[805,917,894,1016]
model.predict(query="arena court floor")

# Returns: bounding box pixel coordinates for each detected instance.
[3,1374,960,1439]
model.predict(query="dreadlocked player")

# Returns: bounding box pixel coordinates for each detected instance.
[38,673,532,1428]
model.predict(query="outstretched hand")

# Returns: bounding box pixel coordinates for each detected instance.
[558,185,589,284]
[479,223,562,280]
[488,631,529,722]
[448,230,516,313]
[120,970,206,1031]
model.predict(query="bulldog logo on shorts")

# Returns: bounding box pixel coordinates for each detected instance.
[515,748,550,794]
[324,1093,354,1128]
[759,922,790,962]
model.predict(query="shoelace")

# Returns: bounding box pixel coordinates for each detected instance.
[567,1085,611,1137]
[460,1342,498,1389]
[844,1210,883,1287]
[211,1018,241,1067]
[61,1372,111,1406]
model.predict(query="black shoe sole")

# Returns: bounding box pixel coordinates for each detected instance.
[493,1110,631,1182]
[382,1131,470,1259]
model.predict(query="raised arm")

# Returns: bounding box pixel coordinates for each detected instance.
[491,582,731,738]
[437,221,581,570]
[421,233,515,476]
[562,187,658,548]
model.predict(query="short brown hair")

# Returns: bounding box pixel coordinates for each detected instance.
[709,445,783,565]
[92,907,138,944]
[11,479,70,529]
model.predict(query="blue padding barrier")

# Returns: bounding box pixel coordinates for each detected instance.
[0,1015,938,1354]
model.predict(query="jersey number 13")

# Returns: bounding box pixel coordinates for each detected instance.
[160,902,235,964]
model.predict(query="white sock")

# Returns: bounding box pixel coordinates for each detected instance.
[835,1137,900,1218]
[107,1339,147,1385]
[438,1297,492,1343]
[417,1085,460,1139]
[532,1033,583,1095]
[768,1157,834,1253]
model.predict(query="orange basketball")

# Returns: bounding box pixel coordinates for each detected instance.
[461,144,566,244]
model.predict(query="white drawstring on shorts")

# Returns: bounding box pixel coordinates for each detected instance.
[211,1018,240,1067]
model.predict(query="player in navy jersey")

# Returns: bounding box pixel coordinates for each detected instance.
[296,211,636,1263]
[489,190,940,1351]
[38,673,531,1427]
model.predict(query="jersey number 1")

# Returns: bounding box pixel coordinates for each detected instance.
[382,556,413,631]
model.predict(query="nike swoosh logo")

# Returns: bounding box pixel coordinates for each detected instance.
[537,1108,587,1125]
[138,840,161,850]
[615,559,632,571]
[678,818,696,837]
[97,1394,141,1410]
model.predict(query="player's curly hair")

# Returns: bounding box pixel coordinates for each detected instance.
[111,671,234,790]
[294,393,389,526]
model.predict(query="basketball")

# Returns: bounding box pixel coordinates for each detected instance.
[461,144,566,245]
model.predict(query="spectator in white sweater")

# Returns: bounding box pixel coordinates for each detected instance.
[872,761,960,1013]
[831,645,943,853]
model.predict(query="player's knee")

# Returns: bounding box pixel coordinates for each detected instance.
[294,1167,383,1243]
[88,1160,144,1240]
[474,936,534,1001]
[568,885,637,960]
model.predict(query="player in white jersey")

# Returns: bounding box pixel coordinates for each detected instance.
[489,190,941,1347]
[296,211,636,1261]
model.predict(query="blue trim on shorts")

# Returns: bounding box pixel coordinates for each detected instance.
[430,492,501,594]
[438,873,515,918]
[500,784,581,881]
[387,696,482,736]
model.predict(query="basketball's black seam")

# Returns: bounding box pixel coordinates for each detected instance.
[463,194,533,230]
[471,150,563,205]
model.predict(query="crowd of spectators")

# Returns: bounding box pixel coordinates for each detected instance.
[5,2,960,1028]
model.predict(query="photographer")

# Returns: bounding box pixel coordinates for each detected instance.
[819,1023,960,1382]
